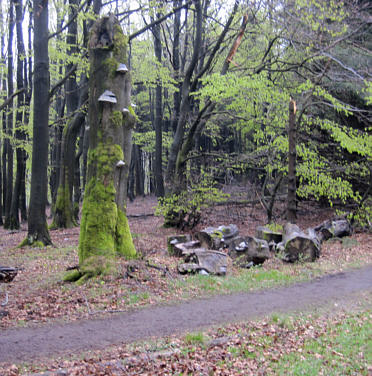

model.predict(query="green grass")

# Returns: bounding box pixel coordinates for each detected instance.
[272,311,372,375]
[172,267,305,298]
[184,331,207,346]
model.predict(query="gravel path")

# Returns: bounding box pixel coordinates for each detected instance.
[1,266,371,363]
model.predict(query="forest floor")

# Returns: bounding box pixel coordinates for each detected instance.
[0,186,371,375]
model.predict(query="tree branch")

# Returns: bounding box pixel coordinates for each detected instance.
[128,0,192,42]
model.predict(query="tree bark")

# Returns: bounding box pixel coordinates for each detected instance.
[3,3,15,228]
[24,0,52,246]
[67,15,136,283]
[9,0,27,230]
[152,12,164,197]
[51,0,82,228]
[287,99,297,222]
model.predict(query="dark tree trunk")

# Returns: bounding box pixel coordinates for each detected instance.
[4,3,15,228]
[9,0,27,229]
[52,79,88,228]
[171,0,182,133]
[0,0,5,226]
[23,0,52,246]
[66,15,136,283]
[166,0,203,192]
[287,99,297,222]
[51,0,82,228]
[153,13,164,197]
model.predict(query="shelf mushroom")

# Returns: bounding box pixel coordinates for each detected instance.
[116,160,125,168]
[98,90,117,104]
[116,63,129,73]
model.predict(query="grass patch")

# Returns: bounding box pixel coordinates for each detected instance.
[184,331,207,346]
[271,311,372,375]
[171,267,306,298]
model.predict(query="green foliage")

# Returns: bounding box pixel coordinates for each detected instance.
[156,176,229,229]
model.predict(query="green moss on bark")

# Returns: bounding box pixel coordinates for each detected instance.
[50,182,77,229]
[113,24,128,62]
[110,111,123,128]
[116,209,136,258]
[77,141,136,281]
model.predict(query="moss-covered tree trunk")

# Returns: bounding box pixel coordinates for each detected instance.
[65,15,136,283]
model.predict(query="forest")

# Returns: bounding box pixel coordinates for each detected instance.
[0,0,371,374]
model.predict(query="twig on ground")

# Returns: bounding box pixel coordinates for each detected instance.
[146,260,174,280]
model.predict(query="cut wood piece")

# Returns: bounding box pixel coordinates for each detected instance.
[173,240,202,257]
[278,223,320,263]
[167,234,192,255]
[178,263,200,274]
[229,236,270,267]
[178,250,227,276]
[194,250,227,276]
[195,224,239,250]
[313,219,352,243]
[256,226,282,244]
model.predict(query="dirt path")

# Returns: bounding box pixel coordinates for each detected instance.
[1,266,371,363]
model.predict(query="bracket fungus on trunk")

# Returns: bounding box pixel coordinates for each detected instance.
[64,15,136,284]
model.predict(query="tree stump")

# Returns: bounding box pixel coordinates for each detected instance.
[277,223,320,262]
[229,236,271,267]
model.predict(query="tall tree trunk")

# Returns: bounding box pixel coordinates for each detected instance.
[166,0,202,192]
[52,0,82,228]
[153,12,164,197]
[0,0,5,226]
[170,3,241,190]
[66,15,136,283]
[4,3,15,228]
[52,79,88,228]
[23,0,52,246]
[286,99,297,222]
[171,0,182,134]
[9,0,27,229]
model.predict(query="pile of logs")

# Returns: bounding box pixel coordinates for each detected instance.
[168,217,352,275]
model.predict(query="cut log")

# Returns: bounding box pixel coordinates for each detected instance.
[229,236,270,267]
[313,219,352,243]
[173,241,203,258]
[178,250,227,275]
[277,223,320,262]
[167,234,192,255]
[256,226,282,244]
[195,224,239,250]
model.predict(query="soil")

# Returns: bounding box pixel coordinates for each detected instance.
[1,265,371,364]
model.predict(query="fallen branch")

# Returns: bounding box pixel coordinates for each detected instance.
[127,213,155,218]
[146,260,174,279]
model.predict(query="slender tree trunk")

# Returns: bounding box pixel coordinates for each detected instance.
[23,0,52,246]
[52,0,82,228]
[166,0,202,191]
[66,15,136,283]
[172,0,182,133]
[0,0,5,226]
[9,0,27,229]
[4,3,15,228]
[287,99,297,222]
[153,13,164,197]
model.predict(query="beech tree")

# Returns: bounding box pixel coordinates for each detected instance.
[22,0,52,246]
[65,15,136,283]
